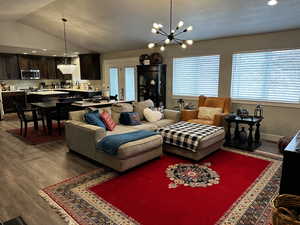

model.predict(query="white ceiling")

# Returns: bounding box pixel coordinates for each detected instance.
[1,0,300,53]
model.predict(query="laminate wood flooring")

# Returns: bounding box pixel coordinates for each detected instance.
[0,113,280,225]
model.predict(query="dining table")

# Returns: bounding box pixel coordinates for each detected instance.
[31,102,57,135]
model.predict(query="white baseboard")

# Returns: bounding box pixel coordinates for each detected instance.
[261,133,283,142]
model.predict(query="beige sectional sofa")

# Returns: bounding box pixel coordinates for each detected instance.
[65,104,181,172]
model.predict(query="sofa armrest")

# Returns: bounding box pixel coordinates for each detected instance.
[213,113,228,127]
[65,120,106,158]
[164,109,181,122]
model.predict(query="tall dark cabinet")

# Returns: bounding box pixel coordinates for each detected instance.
[137,64,166,107]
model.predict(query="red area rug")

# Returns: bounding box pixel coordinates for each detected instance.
[7,124,64,145]
[40,149,282,225]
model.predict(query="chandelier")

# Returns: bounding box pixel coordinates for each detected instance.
[57,18,76,74]
[148,0,193,51]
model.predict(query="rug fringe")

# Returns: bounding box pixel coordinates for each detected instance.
[39,190,79,225]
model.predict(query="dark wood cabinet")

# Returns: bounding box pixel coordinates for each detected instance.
[79,54,101,80]
[0,54,20,80]
[2,91,26,113]
[137,64,166,107]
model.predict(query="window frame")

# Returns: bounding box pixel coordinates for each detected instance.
[172,54,221,99]
[230,48,300,107]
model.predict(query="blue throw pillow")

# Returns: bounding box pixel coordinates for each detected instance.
[84,110,106,129]
[119,112,141,125]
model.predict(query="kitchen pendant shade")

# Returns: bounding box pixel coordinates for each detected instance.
[57,64,76,74]
[57,17,76,74]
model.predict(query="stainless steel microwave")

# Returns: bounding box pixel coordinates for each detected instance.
[21,70,40,80]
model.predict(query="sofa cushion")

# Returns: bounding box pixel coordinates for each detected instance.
[122,122,158,131]
[119,112,141,125]
[84,110,106,129]
[69,110,87,122]
[144,108,162,122]
[133,99,154,120]
[198,107,222,120]
[117,135,162,159]
[111,103,134,124]
[106,125,137,135]
[100,111,116,131]
[153,119,175,128]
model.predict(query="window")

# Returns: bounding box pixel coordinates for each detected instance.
[109,68,119,96]
[173,55,220,97]
[231,49,300,103]
[125,67,136,101]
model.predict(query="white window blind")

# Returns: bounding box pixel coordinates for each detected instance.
[231,49,300,103]
[173,55,220,97]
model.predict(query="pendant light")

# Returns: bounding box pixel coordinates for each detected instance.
[148,0,193,51]
[57,18,76,74]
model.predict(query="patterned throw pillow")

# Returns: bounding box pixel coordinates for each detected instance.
[119,112,141,126]
[197,107,223,120]
[84,110,106,129]
[100,111,116,131]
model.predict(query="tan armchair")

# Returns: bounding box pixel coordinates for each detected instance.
[184,96,231,126]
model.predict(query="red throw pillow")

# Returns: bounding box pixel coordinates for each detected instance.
[100,111,116,131]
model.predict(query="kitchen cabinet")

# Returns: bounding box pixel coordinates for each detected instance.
[0,54,20,80]
[79,54,101,80]
[2,91,26,113]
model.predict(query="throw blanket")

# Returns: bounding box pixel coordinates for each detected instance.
[156,121,224,152]
[96,130,157,155]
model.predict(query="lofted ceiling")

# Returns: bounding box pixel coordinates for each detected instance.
[1,0,300,54]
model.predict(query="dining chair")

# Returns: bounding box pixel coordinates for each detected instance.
[14,102,46,137]
[49,98,82,135]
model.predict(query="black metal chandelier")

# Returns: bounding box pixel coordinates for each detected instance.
[148,0,193,51]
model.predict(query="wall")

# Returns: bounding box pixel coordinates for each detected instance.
[101,29,300,138]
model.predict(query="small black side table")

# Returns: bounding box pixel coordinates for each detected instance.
[224,116,263,151]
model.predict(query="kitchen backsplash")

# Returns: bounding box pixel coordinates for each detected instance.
[0,79,101,90]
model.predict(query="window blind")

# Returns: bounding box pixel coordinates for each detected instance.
[173,55,220,97]
[231,49,300,103]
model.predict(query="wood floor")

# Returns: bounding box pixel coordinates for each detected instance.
[0,113,280,225]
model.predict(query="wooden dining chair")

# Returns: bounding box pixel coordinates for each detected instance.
[14,102,46,137]
[49,98,82,135]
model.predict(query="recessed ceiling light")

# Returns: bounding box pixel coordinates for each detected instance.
[42,49,47,51]
[53,55,57,57]
[73,52,79,54]
[23,52,28,54]
[32,50,37,53]
[268,0,278,6]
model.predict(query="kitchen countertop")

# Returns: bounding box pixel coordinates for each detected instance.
[72,100,132,107]
[27,91,69,95]
[1,88,101,94]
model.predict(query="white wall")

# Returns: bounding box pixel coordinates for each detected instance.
[102,29,300,138]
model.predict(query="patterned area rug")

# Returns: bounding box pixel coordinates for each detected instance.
[40,149,282,225]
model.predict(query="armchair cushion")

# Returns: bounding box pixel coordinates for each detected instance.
[198,107,222,120]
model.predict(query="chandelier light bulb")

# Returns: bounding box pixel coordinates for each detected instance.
[153,23,159,29]
[165,38,170,44]
[267,0,278,6]
[171,29,175,33]
[160,46,166,51]
[187,26,193,31]
[148,43,155,49]
[158,24,163,28]
[177,21,184,28]
[181,43,187,49]
[151,28,157,33]
[186,40,193,45]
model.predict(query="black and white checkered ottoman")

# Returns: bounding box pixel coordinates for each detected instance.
[156,121,225,160]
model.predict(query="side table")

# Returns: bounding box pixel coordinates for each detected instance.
[224,116,263,151]
[180,109,198,121]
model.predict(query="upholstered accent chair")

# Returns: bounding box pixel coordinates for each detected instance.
[187,96,231,126]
